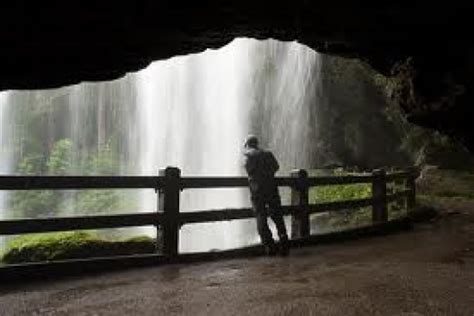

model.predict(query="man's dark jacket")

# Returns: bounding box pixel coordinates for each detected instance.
[244,148,279,195]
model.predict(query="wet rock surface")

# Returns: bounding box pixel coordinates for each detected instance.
[1,205,474,315]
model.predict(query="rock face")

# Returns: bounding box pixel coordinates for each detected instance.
[1,2,473,150]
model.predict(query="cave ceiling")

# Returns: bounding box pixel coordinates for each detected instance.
[1,2,473,150]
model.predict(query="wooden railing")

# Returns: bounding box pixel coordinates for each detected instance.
[0,167,418,260]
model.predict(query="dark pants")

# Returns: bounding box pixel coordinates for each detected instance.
[250,186,288,247]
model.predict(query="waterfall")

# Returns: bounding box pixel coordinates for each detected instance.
[246,40,319,170]
[0,92,14,251]
[134,39,318,252]
[0,38,320,253]
[135,39,257,252]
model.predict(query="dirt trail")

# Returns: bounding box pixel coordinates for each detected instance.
[1,203,474,316]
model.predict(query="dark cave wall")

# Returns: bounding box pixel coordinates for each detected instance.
[313,55,412,169]
[387,53,474,151]
[1,2,474,150]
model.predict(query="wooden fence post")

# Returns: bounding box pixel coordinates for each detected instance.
[406,167,418,214]
[371,169,388,223]
[290,169,310,239]
[392,173,405,214]
[158,167,181,259]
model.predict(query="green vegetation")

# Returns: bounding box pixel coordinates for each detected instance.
[46,139,73,175]
[72,144,136,217]
[308,169,373,232]
[4,86,139,221]
[307,166,474,233]
[308,168,372,202]
[310,183,371,203]
[307,168,413,232]
[308,169,371,204]
[8,138,136,220]
[0,88,152,264]
[10,140,74,218]
[1,232,156,264]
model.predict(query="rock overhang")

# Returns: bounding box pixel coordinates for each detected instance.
[1,2,473,150]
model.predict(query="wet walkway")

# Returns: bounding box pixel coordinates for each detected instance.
[1,205,474,315]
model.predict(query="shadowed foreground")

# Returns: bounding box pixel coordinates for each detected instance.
[1,205,474,315]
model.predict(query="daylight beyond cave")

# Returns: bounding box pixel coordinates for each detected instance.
[0,38,410,252]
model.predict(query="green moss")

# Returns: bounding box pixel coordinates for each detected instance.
[1,231,156,264]
[308,169,372,204]
[310,183,372,203]
[307,169,373,231]
[307,168,414,230]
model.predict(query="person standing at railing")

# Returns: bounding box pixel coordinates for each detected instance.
[243,135,289,256]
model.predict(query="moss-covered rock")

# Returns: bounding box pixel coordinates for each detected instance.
[1,231,157,264]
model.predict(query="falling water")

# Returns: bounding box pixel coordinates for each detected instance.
[135,39,256,252]
[0,38,319,253]
[246,40,319,169]
[0,92,14,251]
[134,38,318,252]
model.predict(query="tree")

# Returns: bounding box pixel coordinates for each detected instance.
[47,139,73,175]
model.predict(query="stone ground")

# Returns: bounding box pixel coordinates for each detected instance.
[1,203,474,316]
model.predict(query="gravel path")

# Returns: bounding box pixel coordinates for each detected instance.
[1,206,474,316]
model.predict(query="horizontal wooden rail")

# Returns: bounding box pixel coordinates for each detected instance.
[180,177,249,189]
[182,174,395,191]
[179,198,376,226]
[179,175,377,190]
[0,176,163,190]
[306,198,374,214]
[0,212,161,235]
[180,206,306,225]
[385,171,412,182]
[0,174,382,191]
[180,177,297,189]
[180,208,254,224]
[386,189,412,202]
[275,177,298,187]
